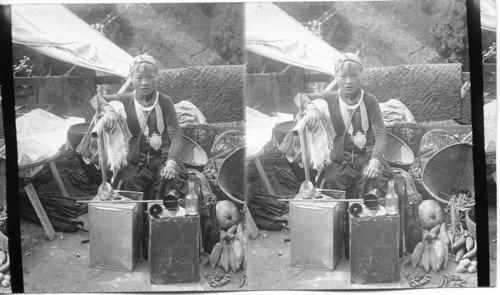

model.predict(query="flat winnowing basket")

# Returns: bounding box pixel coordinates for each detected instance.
[421,143,474,205]
[386,123,426,157]
[383,133,415,169]
[179,135,208,170]
[217,146,246,205]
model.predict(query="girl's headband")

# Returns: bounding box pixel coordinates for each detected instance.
[129,55,159,74]
[334,54,363,72]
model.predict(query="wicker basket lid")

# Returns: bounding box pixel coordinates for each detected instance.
[422,143,474,204]
[383,133,415,166]
[217,146,246,205]
[179,135,208,167]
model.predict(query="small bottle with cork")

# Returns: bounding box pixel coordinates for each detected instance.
[185,181,199,216]
[385,179,399,215]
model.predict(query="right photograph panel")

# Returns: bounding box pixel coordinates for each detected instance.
[244,0,495,290]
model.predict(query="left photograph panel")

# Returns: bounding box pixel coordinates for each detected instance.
[5,3,246,293]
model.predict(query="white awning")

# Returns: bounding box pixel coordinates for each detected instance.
[481,0,496,32]
[245,2,343,75]
[12,4,133,77]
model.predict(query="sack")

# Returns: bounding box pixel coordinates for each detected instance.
[175,100,207,125]
[380,99,415,125]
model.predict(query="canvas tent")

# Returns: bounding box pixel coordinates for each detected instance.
[481,0,496,32]
[11,4,133,77]
[245,2,343,75]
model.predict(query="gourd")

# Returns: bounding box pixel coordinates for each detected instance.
[216,200,241,231]
[418,199,446,230]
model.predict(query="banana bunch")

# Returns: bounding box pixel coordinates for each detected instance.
[410,223,449,273]
[209,223,249,273]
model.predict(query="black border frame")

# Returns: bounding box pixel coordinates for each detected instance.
[466,0,490,288]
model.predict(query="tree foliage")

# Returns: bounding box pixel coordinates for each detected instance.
[208,4,244,65]
[429,0,469,68]
[322,12,353,51]
[65,4,134,50]
[277,2,352,51]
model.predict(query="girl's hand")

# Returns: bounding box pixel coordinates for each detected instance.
[306,107,321,133]
[160,161,177,180]
[103,110,118,134]
[363,162,379,180]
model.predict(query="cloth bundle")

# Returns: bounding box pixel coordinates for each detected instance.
[77,101,132,182]
[379,99,415,125]
[20,192,87,232]
[175,100,207,125]
[279,99,336,177]
[250,194,289,231]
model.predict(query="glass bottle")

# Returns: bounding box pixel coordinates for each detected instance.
[406,198,423,253]
[385,179,398,215]
[185,181,198,216]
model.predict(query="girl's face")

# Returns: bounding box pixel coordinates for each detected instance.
[131,66,158,96]
[336,65,362,95]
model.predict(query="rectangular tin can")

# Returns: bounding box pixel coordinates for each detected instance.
[89,190,143,271]
[350,207,400,284]
[148,204,200,284]
[290,190,346,271]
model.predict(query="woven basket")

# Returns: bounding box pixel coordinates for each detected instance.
[383,133,415,169]
[179,135,208,171]
[181,124,218,158]
[217,146,246,205]
[386,123,426,157]
[419,129,460,156]
[421,143,474,205]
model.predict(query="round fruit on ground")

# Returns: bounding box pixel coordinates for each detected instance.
[418,199,446,230]
[216,200,241,231]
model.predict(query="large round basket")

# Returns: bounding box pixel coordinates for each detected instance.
[273,120,294,145]
[181,123,218,158]
[386,123,426,157]
[421,143,474,205]
[383,133,415,170]
[217,146,246,206]
[180,135,208,171]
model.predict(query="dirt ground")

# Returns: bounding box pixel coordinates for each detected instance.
[17,158,497,292]
[20,204,495,292]
[246,204,495,290]
[19,158,249,293]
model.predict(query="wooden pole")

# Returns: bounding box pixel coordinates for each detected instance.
[292,115,310,182]
[77,200,162,204]
[324,77,338,92]
[278,198,363,203]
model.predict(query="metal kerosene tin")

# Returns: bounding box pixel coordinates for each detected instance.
[148,204,200,284]
[350,204,400,284]
[89,190,143,271]
[289,189,346,271]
